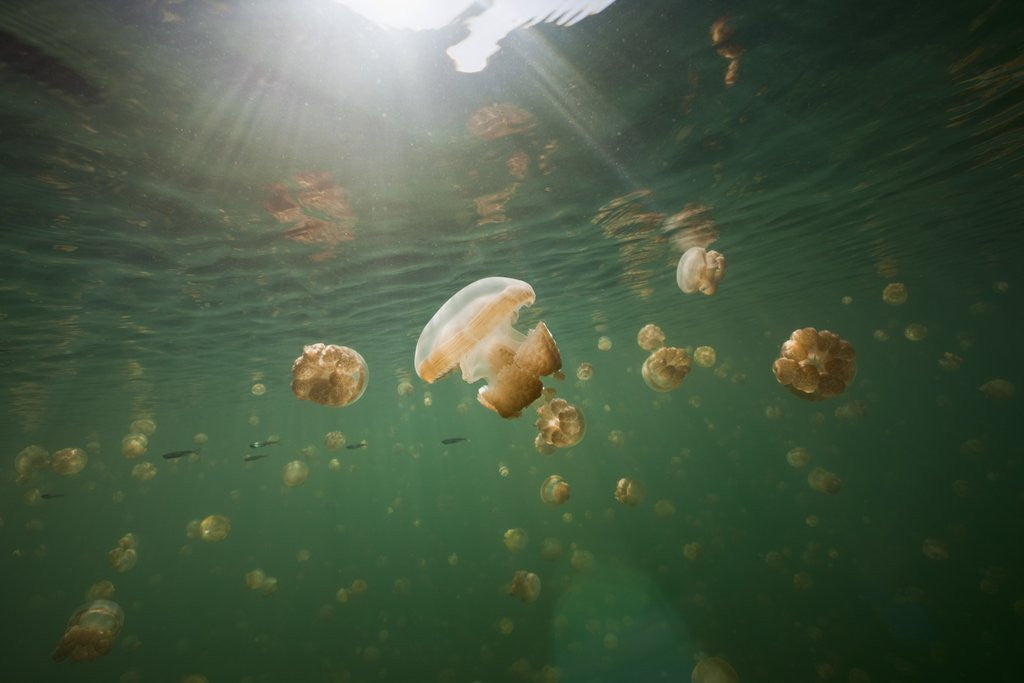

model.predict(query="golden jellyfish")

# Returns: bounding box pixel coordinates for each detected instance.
[282,460,310,487]
[882,282,908,305]
[654,499,676,518]
[503,528,529,553]
[51,599,125,663]
[938,352,963,371]
[15,445,50,478]
[807,467,842,494]
[540,475,571,505]
[251,383,266,396]
[192,433,208,445]
[291,343,368,407]
[184,519,201,540]
[607,429,625,447]
[260,576,278,596]
[676,247,726,295]
[52,447,87,475]
[693,346,717,368]
[637,323,666,351]
[324,431,346,449]
[540,538,563,561]
[199,514,231,542]
[107,541,137,573]
[534,433,557,455]
[244,569,266,590]
[397,380,414,396]
[86,581,115,601]
[921,538,949,561]
[786,447,811,468]
[498,617,514,635]
[130,418,156,436]
[414,277,562,419]
[904,323,927,341]
[130,462,157,481]
[597,336,612,351]
[570,548,595,572]
[614,477,645,506]
[691,655,739,683]
[642,347,692,392]
[980,379,1015,400]
[351,578,368,595]
[535,398,585,448]
[507,570,541,603]
[772,328,856,400]
[120,433,148,459]
[682,542,703,561]
[576,362,593,381]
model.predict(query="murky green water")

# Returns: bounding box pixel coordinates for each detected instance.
[2,1,1023,681]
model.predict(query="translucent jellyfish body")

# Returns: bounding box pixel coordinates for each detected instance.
[199,514,231,542]
[414,277,562,419]
[691,656,739,683]
[535,398,585,448]
[807,467,842,494]
[291,343,368,407]
[636,323,665,351]
[131,462,157,481]
[540,475,570,505]
[979,379,1015,400]
[107,533,139,573]
[772,328,856,400]
[15,445,50,480]
[676,247,725,295]
[51,599,125,662]
[503,528,529,553]
[52,447,87,475]
[282,460,310,487]
[693,345,717,368]
[120,433,148,459]
[613,477,645,506]
[507,570,541,603]
[324,431,346,449]
[642,347,692,391]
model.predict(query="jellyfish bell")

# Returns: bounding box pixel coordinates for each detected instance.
[636,324,665,351]
[290,343,367,407]
[51,599,125,663]
[414,277,562,418]
[507,570,541,603]
[52,447,87,475]
[535,398,585,448]
[642,347,692,392]
[772,328,856,400]
[540,475,570,505]
[676,247,726,295]
[691,656,739,683]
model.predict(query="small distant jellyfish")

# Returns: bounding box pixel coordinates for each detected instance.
[607,430,625,447]
[786,447,811,468]
[834,400,866,421]
[570,549,594,572]
[498,617,514,635]
[503,528,528,553]
[841,295,853,305]
[15,445,50,481]
[414,277,561,419]
[52,448,87,476]
[336,587,352,604]
[507,570,541,603]
[291,343,368,407]
[540,538,563,561]
[938,352,963,371]
[772,328,856,400]
[682,542,703,560]
[676,247,725,295]
[245,569,266,590]
[130,462,157,481]
[107,533,139,573]
[324,431,346,449]
[120,434,148,459]
[597,336,612,351]
[921,538,949,560]
[86,581,115,601]
[693,346,717,368]
[979,379,1015,400]
[51,599,125,663]
[397,380,414,396]
[251,383,266,396]
[351,578,368,595]
[614,477,645,506]
[882,283,908,305]
[282,460,310,487]
[636,324,665,351]
[873,329,889,342]
[642,347,692,392]
[260,577,278,596]
[199,514,231,542]
[130,418,156,436]
[535,398,585,448]
[904,323,927,341]
[193,433,208,445]
[184,519,202,540]
[807,467,842,494]
[576,362,593,381]
[654,499,676,518]
[540,475,570,505]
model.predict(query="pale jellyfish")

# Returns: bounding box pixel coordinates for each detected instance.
[51,600,125,662]
[676,247,726,295]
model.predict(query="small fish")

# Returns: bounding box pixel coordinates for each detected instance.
[162,449,199,460]
[243,453,269,462]
[249,436,281,449]
[441,437,468,445]
[346,440,368,450]
[40,493,65,499]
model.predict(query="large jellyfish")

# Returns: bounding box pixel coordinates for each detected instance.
[51,600,125,662]
[772,327,856,400]
[291,343,368,407]
[677,247,726,295]
[414,277,562,418]
[642,347,692,392]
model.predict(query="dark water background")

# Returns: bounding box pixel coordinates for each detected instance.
[1,0,1022,681]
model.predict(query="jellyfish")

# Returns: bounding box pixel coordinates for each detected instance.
[414,277,562,419]
[693,345,717,368]
[882,282,908,305]
[282,460,310,487]
[120,433,148,459]
[807,467,842,494]
[251,383,266,396]
[324,431,346,449]
[244,569,266,590]
[507,570,541,603]
[199,514,231,542]
[540,475,570,505]
[130,462,157,481]
[540,538,563,561]
[613,477,645,506]
[503,528,528,553]
[86,581,115,601]
[636,324,665,351]
[535,398,585,448]
[682,542,703,560]
[129,418,156,436]
[51,599,125,662]
[979,379,1015,400]
[597,335,612,351]
[108,533,139,573]
[15,445,50,479]
[772,328,856,400]
[786,447,811,468]
[570,549,595,572]
[575,362,593,381]
[52,447,87,475]
[291,343,368,407]
[642,347,692,392]
[676,247,726,295]
[692,656,739,683]
[921,538,949,561]
[904,323,927,341]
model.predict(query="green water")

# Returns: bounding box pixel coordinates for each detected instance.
[2,0,1023,681]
